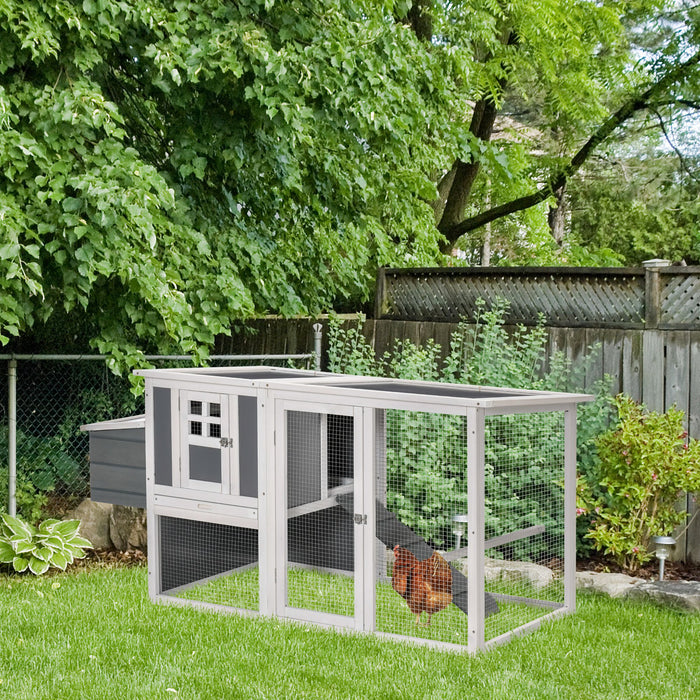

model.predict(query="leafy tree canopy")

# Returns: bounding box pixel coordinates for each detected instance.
[439,0,700,261]
[0,0,458,366]
[3,0,699,368]
[568,129,700,265]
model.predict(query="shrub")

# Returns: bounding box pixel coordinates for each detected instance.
[0,514,92,575]
[582,395,700,570]
[0,429,83,494]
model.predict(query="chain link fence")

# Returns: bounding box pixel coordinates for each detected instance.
[1,347,319,522]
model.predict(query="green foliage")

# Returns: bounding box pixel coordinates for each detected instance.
[582,395,700,570]
[569,145,700,266]
[14,478,49,525]
[327,314,381,377]
[0,470,50,525]
[0,0,460,368]
[327,305,613,558]
[2,0,691,371]
[0,429,83,494]
[0,514,91,575]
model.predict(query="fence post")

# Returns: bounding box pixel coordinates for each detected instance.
[8,358,16,516]
[643,259,670,329]
[313,323,323,371]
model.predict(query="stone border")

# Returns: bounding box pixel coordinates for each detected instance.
[576,570,700,612]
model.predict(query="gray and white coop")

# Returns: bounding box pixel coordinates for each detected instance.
[84,366,590,653]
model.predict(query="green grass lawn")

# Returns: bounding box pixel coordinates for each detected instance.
[0,564,698,699]
[175,565,554,645]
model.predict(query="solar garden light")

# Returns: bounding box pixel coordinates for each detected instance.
[452,514,469,551]
[652,535,676,581]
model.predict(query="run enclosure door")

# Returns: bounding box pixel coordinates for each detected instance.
[275,400,373,631]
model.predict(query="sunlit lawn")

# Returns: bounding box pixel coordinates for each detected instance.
[176,565,554,644]
[0,564,698,699]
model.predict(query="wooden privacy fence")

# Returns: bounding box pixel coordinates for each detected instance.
[372,264,700,563]
[374,265,700,435]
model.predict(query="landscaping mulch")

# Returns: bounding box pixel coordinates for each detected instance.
[55,548,148,574]
[577,554,700,582]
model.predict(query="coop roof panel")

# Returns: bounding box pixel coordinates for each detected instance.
[318,381,520,399]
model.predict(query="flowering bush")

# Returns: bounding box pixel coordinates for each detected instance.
[582,395,700,570]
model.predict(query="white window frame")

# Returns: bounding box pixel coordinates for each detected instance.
[180,391,237,495]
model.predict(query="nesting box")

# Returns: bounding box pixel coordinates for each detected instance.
[125,366,589,653]
[82,415,146,508]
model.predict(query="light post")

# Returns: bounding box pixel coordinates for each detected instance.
[652,535,676,581]
[452,514,468,551]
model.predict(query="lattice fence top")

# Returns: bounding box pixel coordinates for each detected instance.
[376,267,700,329]
[660,271,700,328]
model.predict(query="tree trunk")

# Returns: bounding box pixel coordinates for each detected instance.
[435,31,518,252]
[547,183,568,246]
[437,98,499,252]
[407,0,433,41]
[482,181,492,265]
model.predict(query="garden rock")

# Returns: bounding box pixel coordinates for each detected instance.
[64,498,113,550]
[109,505,147,551]
[626,580,700,612]
[483,558,555,590]
[453,558,554,590]
[576,571,643,598]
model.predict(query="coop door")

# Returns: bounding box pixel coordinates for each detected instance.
[180,391,235,494]
[276,402,365,630]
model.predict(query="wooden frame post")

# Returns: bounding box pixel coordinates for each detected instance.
[466,407,486,654]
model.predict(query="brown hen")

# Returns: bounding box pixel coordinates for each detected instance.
[392,545,453,625]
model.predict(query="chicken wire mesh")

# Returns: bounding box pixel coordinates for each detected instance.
[159,515,259,611]
[284,410,356,617]
[375,408,567,647]
[0,355,313,521]
[482,411,566,642]
[377,409,471,644]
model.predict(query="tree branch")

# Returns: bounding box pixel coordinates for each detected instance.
[442,48,700,241]
[651,108,700,183]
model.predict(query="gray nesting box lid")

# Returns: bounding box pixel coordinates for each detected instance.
[80,415,146,433]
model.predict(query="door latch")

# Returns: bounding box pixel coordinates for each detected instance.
[353,513,367,525]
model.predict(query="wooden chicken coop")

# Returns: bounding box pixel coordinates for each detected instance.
[95,366,589,653]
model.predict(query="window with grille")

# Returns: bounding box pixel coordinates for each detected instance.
[180,392,232,493]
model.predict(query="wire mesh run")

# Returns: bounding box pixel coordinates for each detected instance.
[374,408,568,648]
[482,412,566,642]
[158,515,259,611]
[376,409,471,644]
[285,410,355,617]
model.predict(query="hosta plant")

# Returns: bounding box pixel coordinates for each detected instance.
[0,514,92,575]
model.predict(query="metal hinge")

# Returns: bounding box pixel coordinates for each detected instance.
[354,513,367,525]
